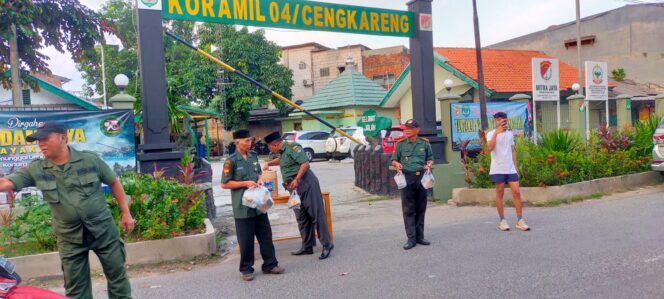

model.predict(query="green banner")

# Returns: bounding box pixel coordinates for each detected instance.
[163,0,414,37]
[357,109,392,137]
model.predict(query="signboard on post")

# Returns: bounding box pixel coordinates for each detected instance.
[532,58,561,136]
[162,0,415,37]
[357,109,392,137]
[138,0,162,10]
[585,61,609,127]
[0,111,137,175]
[450,102,528,150]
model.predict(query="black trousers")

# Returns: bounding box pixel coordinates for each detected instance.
[400,172,428,242]
[294,170,332,248]
[234,213,279,274]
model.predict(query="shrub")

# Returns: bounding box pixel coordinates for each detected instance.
[0,195,57,253]
[541,129,581,152]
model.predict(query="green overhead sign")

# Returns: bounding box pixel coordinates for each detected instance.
[162,0,415,37]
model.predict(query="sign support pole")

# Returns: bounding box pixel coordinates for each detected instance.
[408,0,445,164]
[136,0,182,176]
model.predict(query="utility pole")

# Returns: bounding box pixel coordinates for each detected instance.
[10,24,22,107]
[472,0,489,130]
[575,0,583,96]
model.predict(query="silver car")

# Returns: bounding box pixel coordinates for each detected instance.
[652,116,664,173]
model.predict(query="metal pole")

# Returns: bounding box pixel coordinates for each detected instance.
[557,100,561,129]
[472,0,489,130]
[165,31,363,145]
[101,44,108,108]
[576,0,590,140]
[533,101,538,144]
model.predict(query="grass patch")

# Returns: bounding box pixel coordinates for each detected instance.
[1,241,53,258]
[531,193,605,207]
[364,195,392,203]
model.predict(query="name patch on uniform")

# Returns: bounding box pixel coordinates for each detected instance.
[77,167,96,175]
[38,174,56,181]
[223,160,231,175]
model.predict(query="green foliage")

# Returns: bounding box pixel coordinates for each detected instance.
[0,195,57,254]
[611,68,626,81]
[630,115,661,156]
[77,1,293,130]
[463,127,652,188]
[108,172,206,241]
[541,129,581,152]
[0,0,102,88]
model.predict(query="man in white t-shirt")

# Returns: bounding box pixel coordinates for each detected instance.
[486,112,530,231]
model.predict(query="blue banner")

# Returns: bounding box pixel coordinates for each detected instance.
[450,102,530,151]
[0,110,137,176]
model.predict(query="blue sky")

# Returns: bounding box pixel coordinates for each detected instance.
[49,0,628,92]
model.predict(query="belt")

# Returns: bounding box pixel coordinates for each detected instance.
[402,170,424,176]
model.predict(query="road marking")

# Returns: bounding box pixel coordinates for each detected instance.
[645,254,664,263]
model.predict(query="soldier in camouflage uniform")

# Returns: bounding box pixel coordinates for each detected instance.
[0,122,133,298]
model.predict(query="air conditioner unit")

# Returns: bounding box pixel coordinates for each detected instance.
[303,79,313,86]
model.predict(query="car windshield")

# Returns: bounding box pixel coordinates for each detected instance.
[387,130,403,138]
[333,129,356,137]
[282,133,295,140]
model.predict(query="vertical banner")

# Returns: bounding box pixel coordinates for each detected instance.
[585,61,609,127]
[532,58,561,135]
[0,111,137,176]
[450,102,528,150]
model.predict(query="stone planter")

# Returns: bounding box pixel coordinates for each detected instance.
[8,218,216,280]
[450,171,664,206]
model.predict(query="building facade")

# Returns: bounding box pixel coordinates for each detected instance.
[490,3,664,91]
[279,43,330,102]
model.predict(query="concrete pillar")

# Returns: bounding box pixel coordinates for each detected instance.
[655,94,664,117]
[109,93,136,110]
[567,94,586,138]
[615,94,632,129]
[432,93,466,202]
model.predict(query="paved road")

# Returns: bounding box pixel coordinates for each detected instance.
[93,185,664,299]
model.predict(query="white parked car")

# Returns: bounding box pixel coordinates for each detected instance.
[325,127,368,159]
[281,130,331,161]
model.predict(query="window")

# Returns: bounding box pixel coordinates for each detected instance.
[299,132,315,140]
[22,89,31,106]
[282,133,295,141]
[294,122,303,130]
[319,67,330,77]
[372,74,396,87]
[310,132,330,140]
[298,61,307,70]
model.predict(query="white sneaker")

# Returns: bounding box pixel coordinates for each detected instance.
[516,219,530,231]
[498,219,510,231]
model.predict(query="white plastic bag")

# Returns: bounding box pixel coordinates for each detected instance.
[394,172,407,189]
[288,190,301,209]
[421,170,435,189]
[242,186,274,213]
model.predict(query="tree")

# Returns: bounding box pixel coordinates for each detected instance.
[79,0,293,131]
[0,0,102,105]
[611,68,626,82]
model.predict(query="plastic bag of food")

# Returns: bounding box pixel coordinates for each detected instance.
[420,170,435,189]
[394,172,407,189]
[242,186,273,213]
[288,190,301,209]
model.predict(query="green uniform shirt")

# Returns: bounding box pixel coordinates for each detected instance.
[391,137,434,172]
[7,147,118,244]
[278,142,309,182]
[222,151,262,219]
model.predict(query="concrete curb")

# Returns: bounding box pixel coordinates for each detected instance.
[450,171,664,206]
[9,218,216,280]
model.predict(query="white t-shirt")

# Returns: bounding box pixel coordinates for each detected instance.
[486,130,516,175]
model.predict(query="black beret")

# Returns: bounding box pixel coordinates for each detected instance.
[264,131,282,144]
[232,129,251,139]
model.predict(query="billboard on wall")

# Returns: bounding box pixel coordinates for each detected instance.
[532,58,560,102]
[450,102,529,150]
[0,110,136,176]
